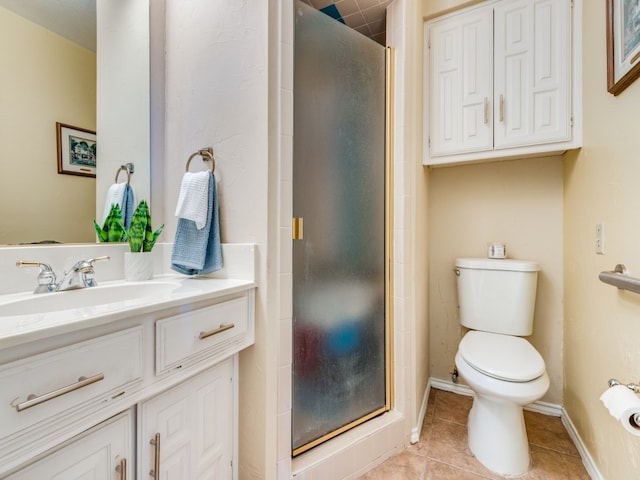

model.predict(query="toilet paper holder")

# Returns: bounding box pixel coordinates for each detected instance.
[608,378,640,393]
[600,378,640,435]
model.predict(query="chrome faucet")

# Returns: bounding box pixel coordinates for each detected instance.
[16,256,110,294]
[56,256,110,292]
[16,261,58,294]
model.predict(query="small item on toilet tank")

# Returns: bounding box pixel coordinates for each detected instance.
[487,243,506,259]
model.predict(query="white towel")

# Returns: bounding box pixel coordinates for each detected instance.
[171,172,223,275]
[175,171,211,230]
[102,182,127,223]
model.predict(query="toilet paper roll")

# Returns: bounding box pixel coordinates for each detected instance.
[600,385,640,436]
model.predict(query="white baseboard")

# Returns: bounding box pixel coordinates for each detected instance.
[429,377,600,480]
[429,377,474,397]
[525,400,563,417]
[412,378,475,444]
[561,408,603,480]
[429,377,562,416]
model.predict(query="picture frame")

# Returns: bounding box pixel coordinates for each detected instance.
[56,122,97,177]
[607,0,640,95]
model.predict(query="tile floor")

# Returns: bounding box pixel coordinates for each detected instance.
[358,388,590,480]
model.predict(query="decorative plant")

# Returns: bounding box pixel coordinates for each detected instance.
[94,204,128,243]
[126,200,164,252]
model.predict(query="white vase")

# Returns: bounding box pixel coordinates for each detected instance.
[124,251,154,281]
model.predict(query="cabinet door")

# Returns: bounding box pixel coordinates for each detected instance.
[7,412,132,480]
[138,359,235,480]
[429,6,493,157]
[494,0,571,149]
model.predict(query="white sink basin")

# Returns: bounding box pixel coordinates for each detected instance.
[0,281,182,316]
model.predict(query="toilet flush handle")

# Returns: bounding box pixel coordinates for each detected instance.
[454,268,461,276]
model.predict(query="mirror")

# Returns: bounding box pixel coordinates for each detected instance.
[0,0,151,246]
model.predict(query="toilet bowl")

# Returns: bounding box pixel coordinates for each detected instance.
[455,331,550,476]
[454,258,549,477]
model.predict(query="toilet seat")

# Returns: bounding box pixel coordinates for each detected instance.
[459,331,545,382]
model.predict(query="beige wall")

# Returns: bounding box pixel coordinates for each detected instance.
[564,1,640,478]
[0,7,96,245]
[428,157,564,404]
[422,0,482,19]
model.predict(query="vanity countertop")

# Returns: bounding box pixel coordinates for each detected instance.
[0,275,256,350]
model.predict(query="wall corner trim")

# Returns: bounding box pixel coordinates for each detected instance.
[412,381,432,443]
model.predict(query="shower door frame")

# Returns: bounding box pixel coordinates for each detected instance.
[291,46,395,458]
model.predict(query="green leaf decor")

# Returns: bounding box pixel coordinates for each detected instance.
[94,204,128,243]
[126,200,164,252]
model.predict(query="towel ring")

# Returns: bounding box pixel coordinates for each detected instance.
[185,147,215,173]
[115,163,134,185]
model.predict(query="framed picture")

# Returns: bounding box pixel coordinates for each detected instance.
[607,0,640,95]
[56,122,97,177]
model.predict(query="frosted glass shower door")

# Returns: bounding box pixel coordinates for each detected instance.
[292,1,387,455]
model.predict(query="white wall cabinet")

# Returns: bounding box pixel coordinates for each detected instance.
[428,6,494,157]
[425,0,579,166]
[0,288,255,480]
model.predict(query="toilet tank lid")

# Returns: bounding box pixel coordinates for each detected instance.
[455,258,539,272]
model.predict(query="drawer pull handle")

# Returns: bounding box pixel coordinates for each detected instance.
[150,433,160,479]
[16,373,105,412]
[199,323,235,340]
[116,458,127,480]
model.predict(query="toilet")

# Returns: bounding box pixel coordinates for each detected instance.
[454,258,550,477]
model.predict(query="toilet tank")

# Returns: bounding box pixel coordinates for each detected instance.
[455,258,539,336]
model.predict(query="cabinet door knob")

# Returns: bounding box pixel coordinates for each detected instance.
[499,94,505,122]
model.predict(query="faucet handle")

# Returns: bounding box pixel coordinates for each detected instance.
[89,256,111,265]
[16,261,58,294]
[68,256,111,274]
[78,256,110,288]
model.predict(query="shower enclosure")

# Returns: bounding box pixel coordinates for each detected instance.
[292,1,389,455]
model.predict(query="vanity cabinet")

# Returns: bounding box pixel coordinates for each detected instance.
[425,0,578,166]
[139,359,234,479]
[6,412,133,480]
[0,285,255,480]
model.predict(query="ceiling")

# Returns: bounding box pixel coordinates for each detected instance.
[0,0,95,50]
[0,0,389,52]
[301,0,392,45]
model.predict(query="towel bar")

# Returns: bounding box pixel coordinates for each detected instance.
[186,147,215,173]
[598,264,640,294]
[115,163,134,185]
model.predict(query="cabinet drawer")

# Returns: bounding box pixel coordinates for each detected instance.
[156,294,249,373]
[0,327,143,441]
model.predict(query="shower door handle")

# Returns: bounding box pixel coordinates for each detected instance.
[292,217,304,240]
